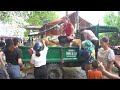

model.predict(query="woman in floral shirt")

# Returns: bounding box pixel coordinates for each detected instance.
[97,37,115,73]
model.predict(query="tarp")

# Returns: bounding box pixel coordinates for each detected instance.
[26,12,92,36]
[38,12,92,36]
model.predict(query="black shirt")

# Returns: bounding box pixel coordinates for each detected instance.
[3,48,22,65]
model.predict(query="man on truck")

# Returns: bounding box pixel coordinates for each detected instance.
[58,17,75,47]
[80,28,99,59]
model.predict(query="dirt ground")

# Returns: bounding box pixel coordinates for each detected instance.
[21,67,87,79]
[21,56,120,79]
[21,66,119,79]
[63,67,87,79]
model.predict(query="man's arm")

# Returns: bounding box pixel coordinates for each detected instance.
[83,33,88,40]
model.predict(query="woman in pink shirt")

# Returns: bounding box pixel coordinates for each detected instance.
[80,28,99,59]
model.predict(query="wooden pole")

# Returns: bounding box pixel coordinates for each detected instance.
[118,11,120,16]
[75,11,79,32]
[76,11,79,30]
[66,11,68,17]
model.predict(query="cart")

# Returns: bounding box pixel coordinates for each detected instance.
[20,23,120,79]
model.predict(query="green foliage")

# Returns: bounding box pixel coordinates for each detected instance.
[104,11,120,46]
[0,11,59,37]
[0,11,12,23]
[99,33,105,39]
[24,30,29,37]
[26,11,58,26]
[0,11,58,26]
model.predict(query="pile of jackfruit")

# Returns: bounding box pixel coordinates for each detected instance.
[41,38,81,47]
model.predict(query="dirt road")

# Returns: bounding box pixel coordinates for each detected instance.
[63,67,87,79]
[21,67,87,79]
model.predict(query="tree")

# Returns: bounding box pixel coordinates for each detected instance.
[0,11,30,24]
[0,11,12,23]
[24,11,58,37]
[24,30,30,37]
[26,11,59,26]
[0,11,58,26]
[104,11,120,46]
[0,11,59,37]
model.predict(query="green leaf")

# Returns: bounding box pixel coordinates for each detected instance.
[103,11,120,46]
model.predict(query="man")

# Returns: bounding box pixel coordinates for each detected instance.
[80,28,99,59]
[58,17,75,47]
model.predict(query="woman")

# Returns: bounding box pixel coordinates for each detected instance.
[97,37,115,73]
[0,38,24,79]
[80,28,99,59]
[30,40,48,79]
[5,38,12,48]
[80,40,95,75]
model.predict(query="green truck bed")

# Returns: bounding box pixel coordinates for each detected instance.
[19,46,79,63]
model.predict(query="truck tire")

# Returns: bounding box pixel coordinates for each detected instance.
[47,64,64,79]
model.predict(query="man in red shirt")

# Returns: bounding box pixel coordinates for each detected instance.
[63,18,74,36]
[58,17,75,46]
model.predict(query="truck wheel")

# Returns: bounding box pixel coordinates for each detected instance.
[47,64,64,79]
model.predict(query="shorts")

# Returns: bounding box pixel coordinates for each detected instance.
[58,36,73,44]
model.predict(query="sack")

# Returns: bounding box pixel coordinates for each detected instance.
[72,39,81,46]
[51,40,59,44]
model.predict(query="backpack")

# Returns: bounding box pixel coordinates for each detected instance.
[79,48,92,63]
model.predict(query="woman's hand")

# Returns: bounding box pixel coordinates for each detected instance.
[20,64,25,70]
[42,40,45,44]
[42,40,46,47]
[98,61,105,71]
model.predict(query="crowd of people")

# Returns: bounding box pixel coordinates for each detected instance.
[57,17,120,79]
[0,17,120,79]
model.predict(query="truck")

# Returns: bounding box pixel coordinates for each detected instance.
[19,25,120,79]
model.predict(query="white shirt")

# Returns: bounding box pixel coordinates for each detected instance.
[97,47,115,68]
[30,47,48,67]
[83,30,98,40]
